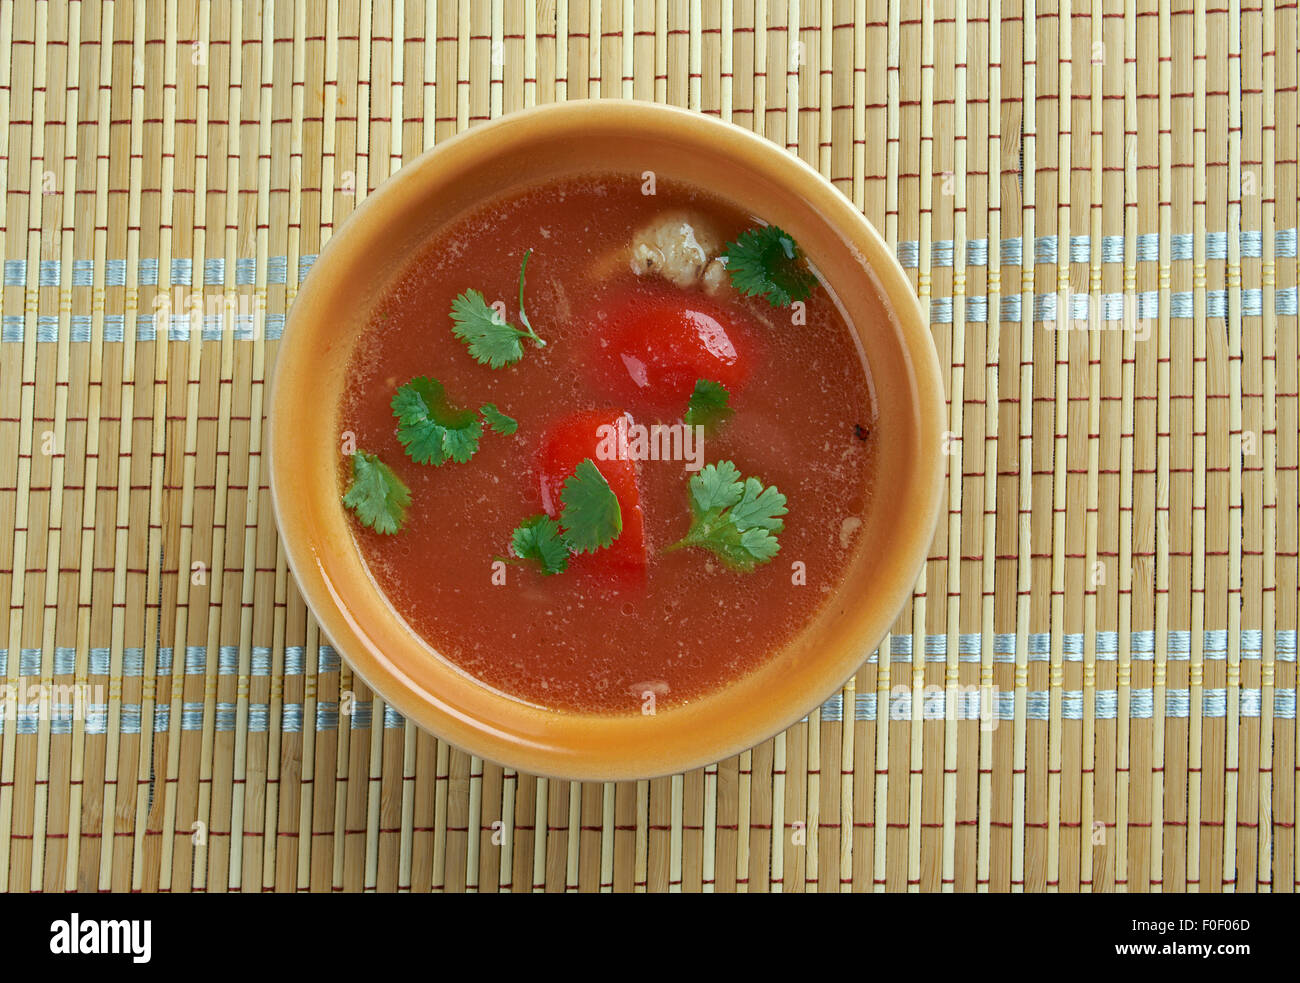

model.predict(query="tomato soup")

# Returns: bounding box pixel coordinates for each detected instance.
[337,173,880,714]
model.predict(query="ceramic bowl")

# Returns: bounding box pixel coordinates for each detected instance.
[268,100,944,780]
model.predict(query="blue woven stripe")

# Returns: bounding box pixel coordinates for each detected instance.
[3,632,1295,735]
[896,227,1298,269]
[349,700,373,730]
[811,687,1299,723]
[251,647,272,676]
[6,232,1295,342]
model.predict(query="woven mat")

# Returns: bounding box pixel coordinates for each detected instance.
[0,0,1295,894]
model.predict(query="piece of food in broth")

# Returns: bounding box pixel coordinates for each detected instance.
[628,209,730,294]
[590,287,751,413]
[537,408,647,582]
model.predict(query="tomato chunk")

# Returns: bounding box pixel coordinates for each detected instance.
[591,287,751,412]
[538,408,647,582]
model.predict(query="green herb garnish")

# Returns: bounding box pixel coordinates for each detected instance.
[722,225,816,307]
[684,379,734,430]
[665,460,786,571]
[392,376,482,465]
[509,515,569,576]
[515,249,542,344]
[479,403,519,436]
[508,458,623,573]
[450,250,546,367]
[557,458,622,553]
[342,450,411,535]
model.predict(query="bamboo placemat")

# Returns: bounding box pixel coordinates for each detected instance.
[0,0,1295,894]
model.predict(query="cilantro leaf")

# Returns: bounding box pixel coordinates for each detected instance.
[689,459,744,513]
[727,479,788,532]
[504,459,624,575]
[510,514,569,575]
[450,289,525,368]
[479,403,518,436]
[342,451,411,535]
[684,379,734,430]
[558,458,622,553]
[722,225,817,307]
[667,460,787,571]
[391,376,482,465]
[449,252,546,368]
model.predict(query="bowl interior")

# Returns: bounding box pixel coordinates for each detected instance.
[270,102,944,780]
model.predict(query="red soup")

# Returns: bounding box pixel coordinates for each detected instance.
[337,172,880,714]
